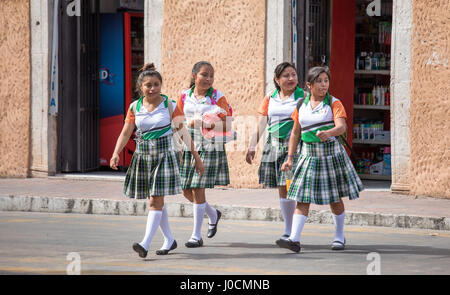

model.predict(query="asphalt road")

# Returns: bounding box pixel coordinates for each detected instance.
[0,211,449,275]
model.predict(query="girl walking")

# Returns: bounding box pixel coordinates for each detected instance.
[172,61,232,248]
[278,66,363,253]
[246,62,304,242]
[110,63,204,258]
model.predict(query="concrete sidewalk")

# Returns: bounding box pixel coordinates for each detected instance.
[1,176,449,231]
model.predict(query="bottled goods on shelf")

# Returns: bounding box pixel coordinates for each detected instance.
[356,51,390,71]
[353,121,389,142]
[354,85,390,106]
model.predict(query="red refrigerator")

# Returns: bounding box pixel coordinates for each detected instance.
[99,12,144,169]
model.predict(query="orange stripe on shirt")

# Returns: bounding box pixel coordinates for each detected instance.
[331,100,347,120]
[124,106,135,124]
[216,96,231,118]
[258,96,270,116]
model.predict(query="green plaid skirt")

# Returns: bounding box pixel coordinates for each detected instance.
[258,134,301,188]
[124,135,181,199]
[179,127,230,189]
[287,139,363,205]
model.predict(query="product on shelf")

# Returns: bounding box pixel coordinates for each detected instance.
[354,85,390,106]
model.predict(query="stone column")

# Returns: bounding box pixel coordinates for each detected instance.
[265,0,292,94]
[144,0,163,69]
[30,0,57,176]
[390,0,412,194]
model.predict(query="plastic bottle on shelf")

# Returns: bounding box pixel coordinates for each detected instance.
[372,86,377,105]
[385,88,390,106]
[372,53,379,70]
[354,124,360,140]
[380,86,386,105]
[380,53,386,70]
[365,52,372,71]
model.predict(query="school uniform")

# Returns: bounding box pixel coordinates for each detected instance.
[288,93,364,204]
[257,87,304,188]
[123,95,181,198]
[173,87,231,189]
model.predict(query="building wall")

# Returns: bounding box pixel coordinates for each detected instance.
[160,0,266,187]
[0,0,31,177]
[409,0,450,198]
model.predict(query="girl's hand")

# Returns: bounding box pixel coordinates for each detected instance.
[110,153,120,170]
[245,150,255,164]
[203,122,215,130]
[316,130,330,142]
[194,157,205,176]
[281,159,293,171]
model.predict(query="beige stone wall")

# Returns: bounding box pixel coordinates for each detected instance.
[409,0,450,198]
[161,0,266,188]
[0,0,31,177]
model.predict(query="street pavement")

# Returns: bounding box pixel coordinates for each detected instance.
[1,175,450,231]
[0,211,449,275]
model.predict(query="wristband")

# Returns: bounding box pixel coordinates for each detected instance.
[287,154,295,158]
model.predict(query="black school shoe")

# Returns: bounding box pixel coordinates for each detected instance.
[155,240,177,255]
[185,238,204,248]
[132,242,148,258]
[331,239,346,250]
[207,210,222,238]
[276,238,301,253]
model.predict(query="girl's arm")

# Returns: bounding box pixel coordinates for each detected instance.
[315,118,346,141]
[110,122,135,170]
[281,120,301,171]
[245,115,268,164]
[173,120,204,176]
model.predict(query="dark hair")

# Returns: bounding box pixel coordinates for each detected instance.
[273,62,299,91]
[135,63,162,96]
[306,66,331,87]
[189,61,214,88]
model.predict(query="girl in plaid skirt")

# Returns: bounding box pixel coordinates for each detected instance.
[277,66,363,253]
[110,63,204,259]
[246,62,304,242]
[172,61,232,248]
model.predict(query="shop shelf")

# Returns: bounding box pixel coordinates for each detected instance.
[353,139,390,145]
[354,105,390,110]
[358,173,391,180]
[354,70,390,75]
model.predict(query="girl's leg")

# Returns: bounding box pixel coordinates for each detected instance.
[278,186,296,239]
[157,205,176,252]
[330,199,346,247]
[186,188,206,246]
[289,202,310,243]
[133,196,164,257]
[182,189,194,202]
[184,189,218,226]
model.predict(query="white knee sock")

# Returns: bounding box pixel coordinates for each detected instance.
[139,210,163,251]
[159,206,175,250]
[190,203,206,241]
[280,198,296,237]
[332,211,346,243]
[204,202,218,230]
[288,214,308,242]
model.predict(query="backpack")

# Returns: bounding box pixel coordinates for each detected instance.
[296,93,359,161]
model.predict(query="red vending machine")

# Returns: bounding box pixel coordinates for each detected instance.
[99,12,144,169]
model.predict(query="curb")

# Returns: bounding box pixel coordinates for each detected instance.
[1,195,449,231]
